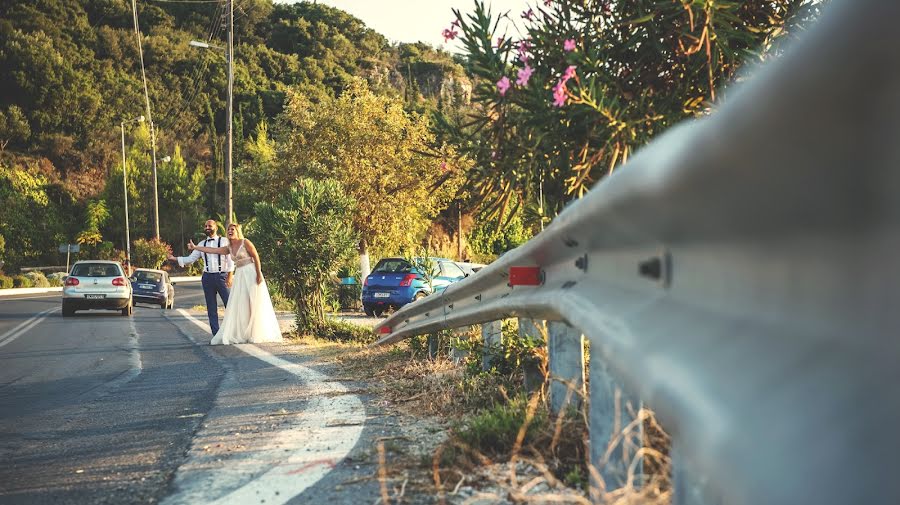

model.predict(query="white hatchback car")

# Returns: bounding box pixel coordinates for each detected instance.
[62,260,133,316]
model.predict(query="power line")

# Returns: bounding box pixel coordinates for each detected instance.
[131,0,162,239]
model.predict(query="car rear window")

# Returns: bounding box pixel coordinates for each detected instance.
[71,263,122,277]
[372,259,413,273]
[135,271,162,282]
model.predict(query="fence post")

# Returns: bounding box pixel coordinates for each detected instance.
[589,357,643,502]
[548,321,585,414]
[481,320,502,372]
[518,318,545,393]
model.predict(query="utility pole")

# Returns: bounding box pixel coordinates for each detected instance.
[225,0,234,224]
[122,124,132,266]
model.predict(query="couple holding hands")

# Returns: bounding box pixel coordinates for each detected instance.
[168,219,282,345]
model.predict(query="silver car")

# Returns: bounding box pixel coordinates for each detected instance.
[62,260,133,316]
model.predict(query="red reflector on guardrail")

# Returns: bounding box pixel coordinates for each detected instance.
[508,266,543,286]
[378,326,391,335]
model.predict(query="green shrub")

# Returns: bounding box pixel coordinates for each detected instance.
[132,238,172,270]
[47,272,66,286]
[254,178,357,333]
[12,275,33,288]
[452,395,548,457]
[24,271,50,288]
[0,275,13,289]
[302,318,375,343]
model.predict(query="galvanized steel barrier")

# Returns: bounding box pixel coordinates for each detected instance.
[374,1,900,504]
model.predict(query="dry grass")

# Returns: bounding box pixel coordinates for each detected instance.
[283,330,673,504]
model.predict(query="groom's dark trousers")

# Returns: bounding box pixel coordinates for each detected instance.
[201,272,230,335]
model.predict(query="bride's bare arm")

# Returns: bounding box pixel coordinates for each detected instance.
[244,239,263,285]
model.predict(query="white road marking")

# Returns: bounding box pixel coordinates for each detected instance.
[0,307,58,348]
[165,309,366,505]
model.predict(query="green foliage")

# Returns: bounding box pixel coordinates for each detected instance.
[47,272,66,286]
[0,105,31,151]
[279,78,462,260]
[131,238,172,270]
[253,178,357,332]
[452,395,548,456]
[24,271,50,288]
[0,161,73,270]
[12,275,33,288]
[440,0,826,217]
[402,248,437,291]
[0,275,13,289]
[467,197,532,262]
[313,318,376,343]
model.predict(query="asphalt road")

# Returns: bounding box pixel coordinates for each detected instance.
[0,283,396,505]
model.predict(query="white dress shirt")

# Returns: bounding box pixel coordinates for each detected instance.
[176,235,235,273]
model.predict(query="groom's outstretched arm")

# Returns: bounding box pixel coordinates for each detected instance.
[170,248,203,268]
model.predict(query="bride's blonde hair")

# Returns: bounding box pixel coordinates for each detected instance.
[226,222,244,240]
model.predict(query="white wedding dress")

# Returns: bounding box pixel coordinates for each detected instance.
[210,240,282,345]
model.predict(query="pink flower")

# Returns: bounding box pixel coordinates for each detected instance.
[563,39,576,52]
[521,8,534,20]
[563,65,577,81]
[552,82,568,107]
[517,39,531,62]
[442,28,458,42]
[497,76,511,96]
[516,65,534,86]
[440,161,449,173]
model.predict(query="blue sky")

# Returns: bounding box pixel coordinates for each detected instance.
[278,0,526,50]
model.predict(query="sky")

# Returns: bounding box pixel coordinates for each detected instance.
[279,0,527,51]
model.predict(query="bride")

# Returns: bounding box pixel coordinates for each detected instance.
[188,222,282,345]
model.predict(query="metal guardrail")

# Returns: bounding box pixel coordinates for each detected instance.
[374,1,900,503]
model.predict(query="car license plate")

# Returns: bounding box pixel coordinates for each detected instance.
[374,292,390,298]
[85,294,106,299]
[139,284,155,290]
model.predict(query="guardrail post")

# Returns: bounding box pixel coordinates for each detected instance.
[518,318,545,393]
[548,321,585,414]
[589,357,643,501]
[481,320,502,372]
[427,333,439,360]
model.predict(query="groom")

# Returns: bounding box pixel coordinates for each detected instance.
[167,219,234,335]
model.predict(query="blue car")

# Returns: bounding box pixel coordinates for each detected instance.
[362,257,467,317]
[130,268,175,309]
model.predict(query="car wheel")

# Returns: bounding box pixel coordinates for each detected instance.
[414,292,426,302]
[160,299,167,310]
[62,302,74,317]
[363,304,375,317]
[168,298,174,309]
[122,303,133,316]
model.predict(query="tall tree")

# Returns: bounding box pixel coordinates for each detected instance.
[278,78,459,279]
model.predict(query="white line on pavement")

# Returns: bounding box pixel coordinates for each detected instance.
[165,309,366,505]
[0,307,58,348]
